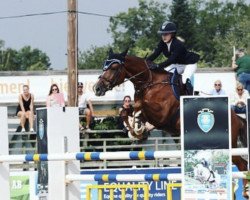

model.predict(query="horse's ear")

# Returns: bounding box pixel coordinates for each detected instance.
[108,48,113,56]
[121,48,129,57]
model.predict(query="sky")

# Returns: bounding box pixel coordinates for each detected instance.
[0,0,168,70]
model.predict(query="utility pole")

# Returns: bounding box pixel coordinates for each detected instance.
[67,0,78,106]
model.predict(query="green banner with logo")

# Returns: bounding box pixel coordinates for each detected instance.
[10,175,29,200]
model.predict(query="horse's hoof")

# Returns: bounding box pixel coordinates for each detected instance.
[243,193,249,199]
[243,191,249,199]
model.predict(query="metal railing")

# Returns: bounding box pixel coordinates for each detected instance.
[8,117,181,170]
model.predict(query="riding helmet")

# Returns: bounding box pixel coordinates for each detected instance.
[158,21,177,34]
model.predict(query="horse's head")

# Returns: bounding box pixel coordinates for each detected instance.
[93,48,128,96]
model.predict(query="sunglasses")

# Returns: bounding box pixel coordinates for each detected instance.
[52,88,58,91]
[237,89,243,91]
[214,84,221,86]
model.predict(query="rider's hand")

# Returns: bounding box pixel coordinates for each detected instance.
[148,62,159,70]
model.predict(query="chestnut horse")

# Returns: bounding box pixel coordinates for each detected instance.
[93,49,248,198]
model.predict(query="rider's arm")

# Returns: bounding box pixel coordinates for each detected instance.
[158,43,185,68]
[147,41,163,61]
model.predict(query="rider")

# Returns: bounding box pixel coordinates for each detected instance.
[201,158,209,168]
[146,21,200,94]
[201,158,215,178]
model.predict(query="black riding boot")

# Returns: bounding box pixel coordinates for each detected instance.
[185,78,193,95]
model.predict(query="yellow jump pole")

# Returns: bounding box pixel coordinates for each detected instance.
[121,188,126,200]
[98,188,103,200]
[133,188,138,200]
[167,183,182,200]
[86,187,91,200]
[110,188,114,200]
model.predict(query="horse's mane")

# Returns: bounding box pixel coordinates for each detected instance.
[125,55,172,75]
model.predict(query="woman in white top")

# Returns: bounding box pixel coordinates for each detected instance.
[231,82,249,114]
[46,84,65,107]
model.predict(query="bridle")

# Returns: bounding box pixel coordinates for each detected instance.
[98,59,125,91]
[98,58,152,91]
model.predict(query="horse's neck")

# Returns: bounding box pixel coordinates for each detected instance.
[125,57,149,80]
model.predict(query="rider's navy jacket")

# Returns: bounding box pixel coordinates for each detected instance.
[147,37,200,68]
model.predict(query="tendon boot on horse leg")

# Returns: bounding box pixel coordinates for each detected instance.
[133,110,146,137]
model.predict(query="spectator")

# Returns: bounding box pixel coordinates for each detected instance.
[231,82,249,114]
[78,82,94,131]
[16,85,34,132]
[46,83,65,107]
[209,80,226,95]
[232,49,250,93]
[119,95,134,130]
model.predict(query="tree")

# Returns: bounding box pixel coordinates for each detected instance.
[0,44,51,71]
[0,48,19,71]
[78,0,169,69]
[169,0,197,49]
[78,45,111,70]
[193,0,250,66]
[108,0,168,51]
[78,0,250,69]
[17,46,51,71]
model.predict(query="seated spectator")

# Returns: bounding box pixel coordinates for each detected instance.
[231,82,249,114]
[119,95,134,130]
[78,82,94,131]
[209,80,226,95]
[16,85,34,132]
[46,84,65,107]
[119,95,155,132]
[232,48,250,93]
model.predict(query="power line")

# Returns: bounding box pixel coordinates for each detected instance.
[0,10,115,20]
[78,11,112,18]
[0,11,67,20]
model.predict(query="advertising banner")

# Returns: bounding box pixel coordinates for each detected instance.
[36,108,48,199]
[80,168,181,200]
[10,171,37,200]
[181,96,231,200]
[0,72,237,103]
[0,74,134,103]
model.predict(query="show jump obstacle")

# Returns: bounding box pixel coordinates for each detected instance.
[0,106,249,200]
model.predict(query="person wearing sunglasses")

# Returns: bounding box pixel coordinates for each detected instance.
[46,83,65,107]
[146,21,200,94]
[209,80,226,95]
[118,95,134,131]
[231,82,249,114]
[78,82,94,131]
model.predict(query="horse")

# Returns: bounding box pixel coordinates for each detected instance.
[193,163,221,188]
[93,49,248,198]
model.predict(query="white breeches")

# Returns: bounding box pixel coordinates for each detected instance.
[164,63,197,84]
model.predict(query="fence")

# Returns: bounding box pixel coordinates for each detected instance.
[86,184,149,200]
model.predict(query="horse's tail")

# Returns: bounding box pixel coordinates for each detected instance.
[237,115,247,147]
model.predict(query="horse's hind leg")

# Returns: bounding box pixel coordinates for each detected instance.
[232,156,248,199]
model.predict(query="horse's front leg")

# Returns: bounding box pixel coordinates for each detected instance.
[133,99,147,137]
[123,117,139,139]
